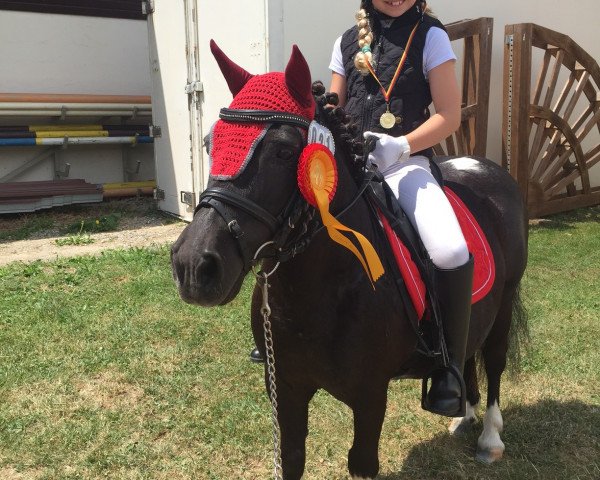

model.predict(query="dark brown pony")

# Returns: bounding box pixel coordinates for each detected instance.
[171,43,528,480]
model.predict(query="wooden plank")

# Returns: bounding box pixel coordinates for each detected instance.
[439,17,493,158]
[529,191,600,217]
[0,179,102,199]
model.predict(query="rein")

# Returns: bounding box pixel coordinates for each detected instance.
[195,107,376,271]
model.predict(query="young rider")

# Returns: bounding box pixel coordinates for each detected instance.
[328,0,474,417]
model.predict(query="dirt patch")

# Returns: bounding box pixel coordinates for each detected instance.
[0,223,185,265]
[0,198,186,266]
[0,467,43,480]
[77,371,145,411]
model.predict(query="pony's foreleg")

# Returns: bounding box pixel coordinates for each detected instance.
[348,386,388,480]
[449,356,480,435]
[270,378,315,480]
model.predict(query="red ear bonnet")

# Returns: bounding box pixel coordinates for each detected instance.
[285,45,315,110]
[209,43,316,180]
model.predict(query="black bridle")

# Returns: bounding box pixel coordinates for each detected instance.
[195,108,375,272]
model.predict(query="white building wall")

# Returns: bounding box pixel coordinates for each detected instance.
[0,11,150,94]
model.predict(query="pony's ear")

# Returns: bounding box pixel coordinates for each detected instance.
[210,39,254,96]
[285,45,314,108]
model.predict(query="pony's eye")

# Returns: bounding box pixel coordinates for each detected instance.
[276,148,294,160]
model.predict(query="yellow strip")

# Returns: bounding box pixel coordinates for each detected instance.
[103,181,156,190]
[29,125,103,132]
[35,130,109,138]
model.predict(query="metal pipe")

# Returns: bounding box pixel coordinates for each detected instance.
[102,180,156,198]
[0,102,152,110]
[0,93,151,104]
[102,186,154,198]
[0,124,151,132]
[0,136,153,147]
[0,110,152,117]
[0,130,149,138]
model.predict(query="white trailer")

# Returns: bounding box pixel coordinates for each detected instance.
[146,0,600,220]
[146,0,353,220]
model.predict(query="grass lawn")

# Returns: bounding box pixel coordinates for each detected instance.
[0,206,598,480]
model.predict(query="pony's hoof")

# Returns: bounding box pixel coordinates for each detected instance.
[475,447,504,464]
[448,416,475,436]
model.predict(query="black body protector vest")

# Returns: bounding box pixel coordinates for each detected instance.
[341,8,446,158]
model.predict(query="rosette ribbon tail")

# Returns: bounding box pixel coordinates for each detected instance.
[314,189,384,288]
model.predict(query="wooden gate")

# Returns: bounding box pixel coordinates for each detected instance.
[503,23,600,217]
[434,17,493,157]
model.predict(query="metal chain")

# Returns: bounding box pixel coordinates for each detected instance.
[258,271,283,480]
[252,242,283,480]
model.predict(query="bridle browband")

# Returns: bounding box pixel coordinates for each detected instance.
[195,107,375,272]
[219,108,311,129]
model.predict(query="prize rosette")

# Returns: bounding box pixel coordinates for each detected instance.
[297,143,384,286]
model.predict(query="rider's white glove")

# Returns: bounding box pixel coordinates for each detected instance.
[363,131,411,173]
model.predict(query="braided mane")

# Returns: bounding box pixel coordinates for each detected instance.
[311,81,365,183]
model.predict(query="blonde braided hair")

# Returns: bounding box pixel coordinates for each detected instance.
[353,8,374,75]
[353,1,433,76]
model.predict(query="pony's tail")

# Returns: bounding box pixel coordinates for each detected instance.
[506,282,530,375]
[475,282,529,380]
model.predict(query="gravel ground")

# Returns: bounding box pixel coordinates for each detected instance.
[0,199,187,266]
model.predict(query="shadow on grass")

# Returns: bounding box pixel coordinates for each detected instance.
[379,400,599,480]
[529,205,600,232]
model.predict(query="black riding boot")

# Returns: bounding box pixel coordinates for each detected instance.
[249,347,264,363]
[422,255,474,417]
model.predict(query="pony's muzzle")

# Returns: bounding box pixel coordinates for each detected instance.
[171,246,226,306]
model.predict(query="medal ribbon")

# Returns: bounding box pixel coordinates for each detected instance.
[365,17,422,104]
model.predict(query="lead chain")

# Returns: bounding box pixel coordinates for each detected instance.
[258,272,283,480]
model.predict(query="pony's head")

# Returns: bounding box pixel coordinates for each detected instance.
[171,42,321,306]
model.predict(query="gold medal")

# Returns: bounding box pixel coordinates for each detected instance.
[364,17,422,130]
[380,110,396,129]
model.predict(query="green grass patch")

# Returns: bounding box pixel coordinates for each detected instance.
[0,216,54,241]
[0,207,598,479]
[0,197,179,243]
[61,213,122,235]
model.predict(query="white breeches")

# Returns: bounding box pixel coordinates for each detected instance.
[383,155,469,270]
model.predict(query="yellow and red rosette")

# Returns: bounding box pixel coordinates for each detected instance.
[297,143,384,287]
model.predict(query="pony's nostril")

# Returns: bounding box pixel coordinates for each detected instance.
[197,253,220,284]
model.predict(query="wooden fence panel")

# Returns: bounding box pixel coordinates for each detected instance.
[503,23,600,217]
[434,17,493,158]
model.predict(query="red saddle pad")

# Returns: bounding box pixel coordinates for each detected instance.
[379,186,495,320]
